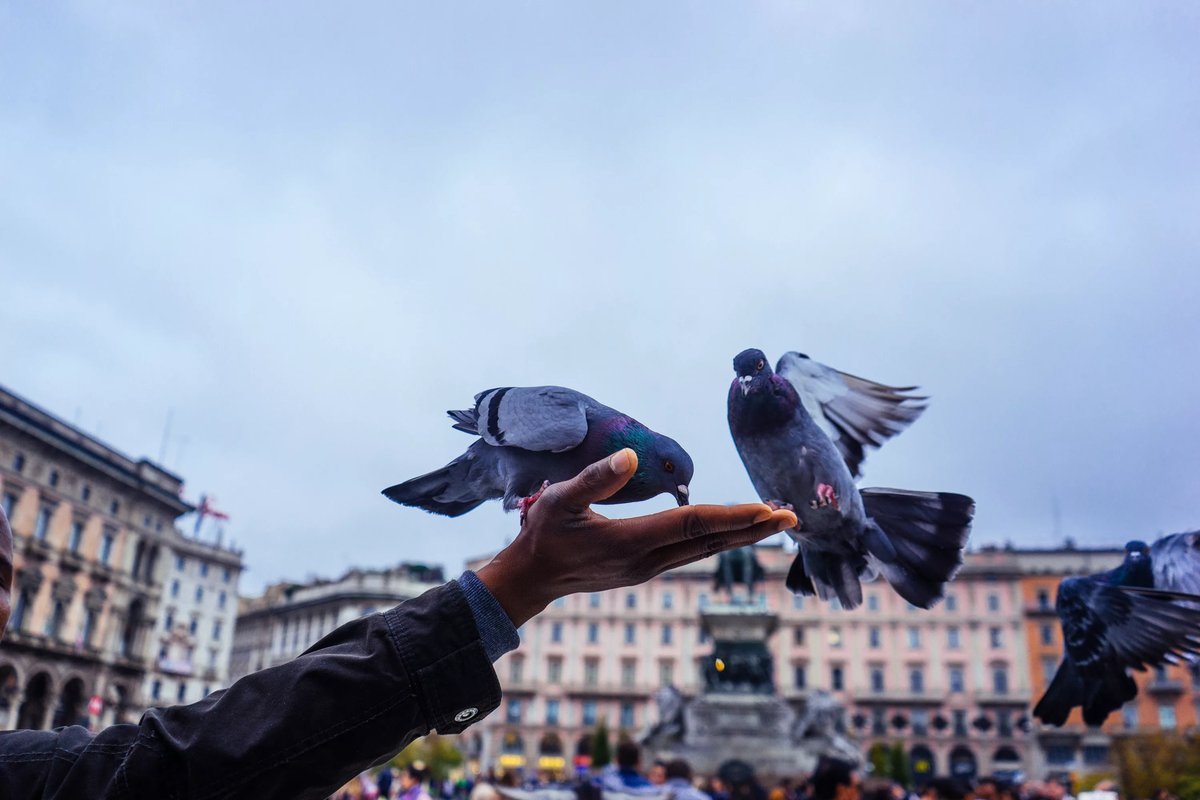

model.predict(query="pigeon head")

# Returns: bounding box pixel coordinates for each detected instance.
[732,348,773,396]
[647,433,695,506]
[1123,540,1150,562]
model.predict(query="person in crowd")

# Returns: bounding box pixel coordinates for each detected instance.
[974,779,998,800]
[397,764,432,800]
[601,741,653,790]
[860,778,896,800]
[377,766,395,800]
[811,759,860,800]
[650,759,669,786]
[703,775,731,800]
[917,778,969,800]
[0,451,794,799]
[664,759,712,800]
[769,777,796,800]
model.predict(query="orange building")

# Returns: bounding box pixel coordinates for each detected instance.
[1016,545,1200,777]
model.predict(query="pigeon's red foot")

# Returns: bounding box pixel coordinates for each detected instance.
[519,480,552,526]
[813,483,839,510]
[764,499,795,512]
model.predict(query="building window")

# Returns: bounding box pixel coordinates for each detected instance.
[190,618,199,635]
[794,627,805,646]
[1122,704,1138,730]
[12,588,31,632]
[546,699,560,726]
[993,666,1009,695]
[582,700,597,726]
[661,624,672,645]
[177,683,187,703]
[48,470,59,488]
[12,453,25,472]
[151,680,162,701]
[44,601,66,639]
[212,621,222,641]
[792,594,803,610]
[907,626,920,649]
[548,657,563,683]
[987,593,1000,612]
[829,627,843,647]
[110,500,120,516]
[1159,704,1177,730]
[910,668,925,694]
[589,593,601,609]
[81,485,91,502]
[81,608,97,646]
[34,506,53,541]
[830,666,844,691]
[200,563,209,577]
[793,664,806,689]
[68,522,84,553]
[945,593,957,611]
[912,709,929,736]
[1046,745,1073,765]
[195,586,204,603]
[1,492,15,519]
[218,591,226,610]
[662,592,673,610]
[551,622,563,643]
[947,626,961,649]
[989,627,1003,648]
[868,627,881,648]
[584,658,599,687]
[506,699,522,724]
[625,592,636,609]
[587,623,598,644]
[953,709,968,737]
[659,660,674,686]
[624,623,636,645]
[1083,745,1110,765]
[510,657,523,683]
[871,709,887,736]
[870,667,885,692]
[223,568,231,582]
[1041,624,1054,645]
[1037,589,1051,610]
[622,659,636,688]
[1042,657,1059,688]
[167,580,178,598]
[997,709,1013,738]
[100,532,114,565]
[949,666,965,693]
[698,628,709,644]
[165,611,174,630]
[867,594,879,611]
[176,556,185,571]
[620,702,635,728]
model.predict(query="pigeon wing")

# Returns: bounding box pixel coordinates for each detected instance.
[1059,577,1200,672]
[464,386,591,452]
[1151,531,1200,597]
[776,352,927,478]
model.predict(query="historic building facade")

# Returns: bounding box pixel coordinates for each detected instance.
[467,543,1042,781]
[0,384,194,729]
[228,563,445,682]
[143,532,244,708]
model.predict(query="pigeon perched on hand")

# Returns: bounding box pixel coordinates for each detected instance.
[383,386,694,519]
[726,348,973,609]
[1033,540,1200,727]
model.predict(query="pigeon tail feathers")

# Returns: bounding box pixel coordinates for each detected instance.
[1033,659,1086,726]
[860,488,974,609]
[447,407,479,435]
[382,446,498,517]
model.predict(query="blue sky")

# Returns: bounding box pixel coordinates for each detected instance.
[2,2,1198,591]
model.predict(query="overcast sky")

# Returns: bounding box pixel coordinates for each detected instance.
[2,2,1198,593]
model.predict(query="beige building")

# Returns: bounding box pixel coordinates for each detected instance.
[0,384,194,729]
[229,562,445,682]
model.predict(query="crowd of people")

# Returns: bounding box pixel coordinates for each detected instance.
[329,743,1180,800]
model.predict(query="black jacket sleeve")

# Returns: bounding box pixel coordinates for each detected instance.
[0,580,503,800]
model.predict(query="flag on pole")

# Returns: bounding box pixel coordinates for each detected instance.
[194,494,231,536]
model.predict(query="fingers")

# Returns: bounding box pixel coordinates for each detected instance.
[618,502,794,544]
[541,448,638,515]
[649,513,796,574]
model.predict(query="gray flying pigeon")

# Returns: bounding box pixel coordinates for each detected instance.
[383,386,694,518]
[726,348,973,609]
[1150,530,1200,599]
[1033,540,1200,727]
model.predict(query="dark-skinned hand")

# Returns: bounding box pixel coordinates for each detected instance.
[476,448,797,627]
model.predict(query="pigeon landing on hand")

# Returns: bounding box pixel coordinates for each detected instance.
[383,386,694,520]
[726,348,974,609]
[1033,540,1200,727]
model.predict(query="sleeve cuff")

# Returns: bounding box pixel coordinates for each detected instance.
[457,570,521,662]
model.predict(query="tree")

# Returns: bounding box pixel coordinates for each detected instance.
[591,718,613,769]
[868,743,889,778]
[390,734,464,782]
[1112,732,1200,800]
[888,742,912,788]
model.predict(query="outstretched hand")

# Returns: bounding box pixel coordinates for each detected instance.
[476,448,797,627]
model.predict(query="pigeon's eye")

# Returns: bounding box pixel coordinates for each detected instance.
[664,460,675,473]
[755,359,765,371]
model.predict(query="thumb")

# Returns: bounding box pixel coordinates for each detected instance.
[546,449,638,514]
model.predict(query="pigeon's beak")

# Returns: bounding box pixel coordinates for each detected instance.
[675,484,690,506]
[1129,552,1144,561]
[739,375,753,396]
